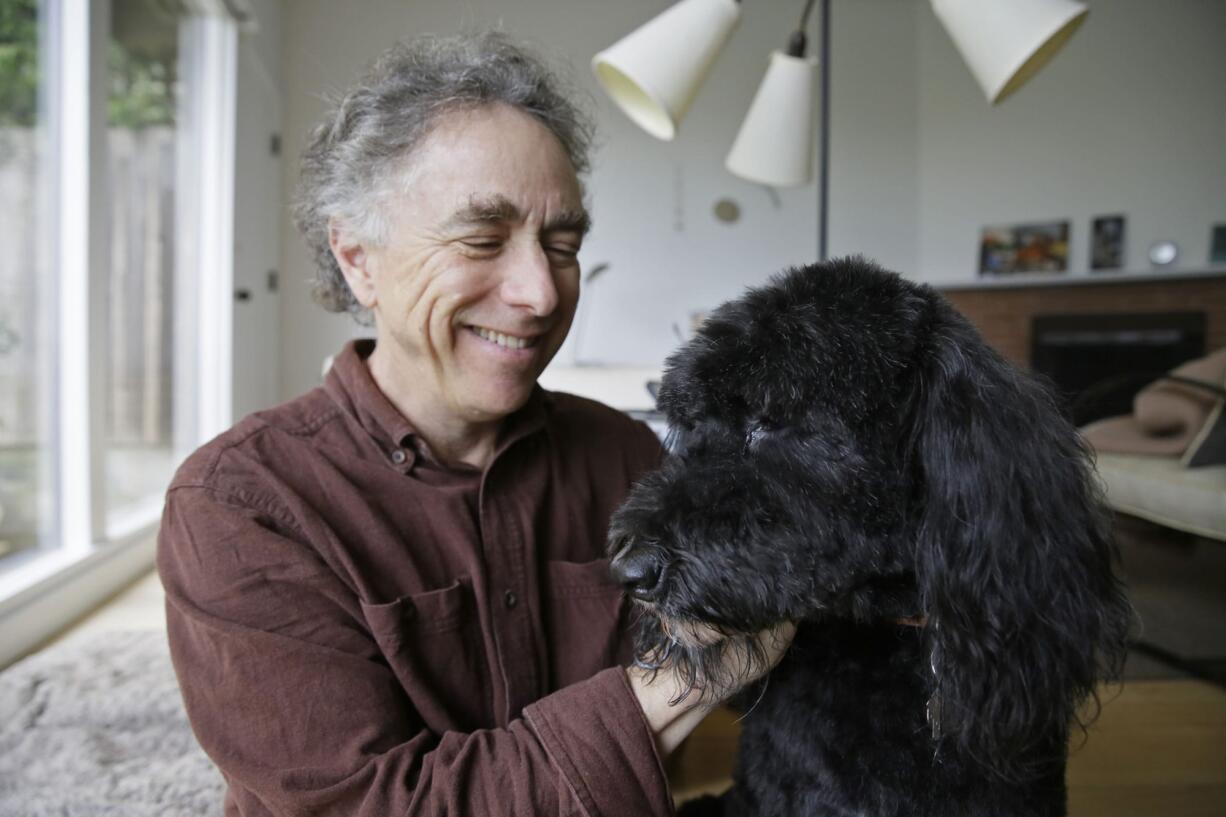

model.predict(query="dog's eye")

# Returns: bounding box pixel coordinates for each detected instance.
[745,415,786,450]
[747,420,773,447]
[664,426,689,457]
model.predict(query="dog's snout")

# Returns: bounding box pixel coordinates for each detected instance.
[610,549,666,601]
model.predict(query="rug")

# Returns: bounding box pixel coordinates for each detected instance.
[0,630,225,816]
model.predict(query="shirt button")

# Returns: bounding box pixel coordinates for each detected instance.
[391,449,407,465]
[504,590,518,609]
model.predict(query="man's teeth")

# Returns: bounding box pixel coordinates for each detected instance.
[473,326,536,350]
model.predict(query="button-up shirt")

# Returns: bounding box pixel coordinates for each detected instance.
[158,340,670,816]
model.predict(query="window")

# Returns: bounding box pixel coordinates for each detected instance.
[0,0,55,569]
[105,1,179,527]
[0,0,239,661]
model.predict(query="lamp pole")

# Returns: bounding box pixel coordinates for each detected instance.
[818,0,830,262]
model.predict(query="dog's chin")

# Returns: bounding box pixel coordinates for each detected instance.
[631,609,774,705]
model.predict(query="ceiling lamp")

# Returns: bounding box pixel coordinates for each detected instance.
[592,0,1090,258]
[591,0,742,141]
[930,0,1089,105]
[725,23,819,188]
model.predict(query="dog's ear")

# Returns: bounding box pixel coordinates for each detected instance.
[911,300,1132,778]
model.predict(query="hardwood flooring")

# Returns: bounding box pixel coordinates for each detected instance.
[670,679,1226,814]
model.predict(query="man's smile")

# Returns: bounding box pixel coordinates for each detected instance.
[465,323,542,352]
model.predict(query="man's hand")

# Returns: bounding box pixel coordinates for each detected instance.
[626,620,797,756]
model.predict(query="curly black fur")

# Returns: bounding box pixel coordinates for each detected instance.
[609,258,1133,817]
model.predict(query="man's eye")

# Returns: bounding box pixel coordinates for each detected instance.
[545,244,580,259]
[460,238,503,251]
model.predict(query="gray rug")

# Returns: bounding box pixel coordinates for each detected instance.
[0,631,225,816]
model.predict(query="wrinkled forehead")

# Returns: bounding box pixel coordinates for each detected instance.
[395,104,585,217]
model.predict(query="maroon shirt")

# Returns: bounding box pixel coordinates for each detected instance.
[157,340,671,816]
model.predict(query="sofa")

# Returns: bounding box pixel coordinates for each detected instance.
[1082,349,1226,542]
[1093,451,1226,542]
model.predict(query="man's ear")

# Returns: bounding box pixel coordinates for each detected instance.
[329,219,378,309]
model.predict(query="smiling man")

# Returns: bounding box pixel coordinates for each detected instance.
[157,32,789,817]
[331,102,591,468]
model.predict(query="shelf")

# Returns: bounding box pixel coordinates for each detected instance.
[933,268,1226,292]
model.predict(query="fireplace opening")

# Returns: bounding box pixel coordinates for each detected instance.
[1030,312,1207,426]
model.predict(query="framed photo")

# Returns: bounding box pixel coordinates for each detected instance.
[979,220,1070,276]
[1211,224,1226,264]
[1091,215,1126,270]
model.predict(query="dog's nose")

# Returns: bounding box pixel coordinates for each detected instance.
[610,549,665,601]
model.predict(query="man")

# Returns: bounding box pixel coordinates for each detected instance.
[159,32,790,816]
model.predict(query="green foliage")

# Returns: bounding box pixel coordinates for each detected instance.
[0,0,175,129]
[108,42,174,128]
[0,0,39,127]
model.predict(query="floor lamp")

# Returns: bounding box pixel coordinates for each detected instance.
[592,0,1090,263]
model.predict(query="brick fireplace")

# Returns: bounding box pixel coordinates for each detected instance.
[940,274,1226,420]
[939,274,1226,370]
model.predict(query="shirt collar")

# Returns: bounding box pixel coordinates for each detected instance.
[324,339,548,473]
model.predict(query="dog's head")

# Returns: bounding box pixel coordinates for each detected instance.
[609,257,1132,776]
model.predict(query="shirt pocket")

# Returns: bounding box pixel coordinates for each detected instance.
[543,558,632,689]
[360,578,493,732]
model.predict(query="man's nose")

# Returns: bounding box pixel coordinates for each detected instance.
[501,243,560,317]
[610,548,667,602]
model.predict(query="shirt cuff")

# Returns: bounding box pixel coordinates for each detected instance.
[524,666,674,817]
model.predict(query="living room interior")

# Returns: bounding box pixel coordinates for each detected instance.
[1,0,1223,813]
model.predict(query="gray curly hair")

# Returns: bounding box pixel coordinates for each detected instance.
[293,31,595,317]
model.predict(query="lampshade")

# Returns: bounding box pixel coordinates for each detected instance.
[930,0,1088,105]
[725,50,818,187]
[592,0,741,141]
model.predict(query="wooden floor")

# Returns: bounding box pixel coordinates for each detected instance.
[670,680,1226,815]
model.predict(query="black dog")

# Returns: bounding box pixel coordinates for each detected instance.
[609,258,1132,817]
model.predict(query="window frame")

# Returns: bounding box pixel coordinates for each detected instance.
[0,0,239,668]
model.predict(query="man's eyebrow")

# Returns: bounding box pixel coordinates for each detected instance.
[442,195,591,237]
[444,195,519,229]
[545,208,592,238]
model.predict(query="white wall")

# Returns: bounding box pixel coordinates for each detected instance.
[910,0,1226,284]
[232,0,285,420]
[827,0,920,275]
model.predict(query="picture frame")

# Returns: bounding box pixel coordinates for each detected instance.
[979,220,1070,276]
[1091,214,1126,271]
[1211,224,1226,264]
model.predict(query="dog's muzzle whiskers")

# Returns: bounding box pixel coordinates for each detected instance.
[633,636,677,672]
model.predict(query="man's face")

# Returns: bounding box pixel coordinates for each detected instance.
[354,103,588,424]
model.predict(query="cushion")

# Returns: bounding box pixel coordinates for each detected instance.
[1081,414,1191,456]
[1082,348,1226,456]
[1093,452,1226,541]
[1133,348,1226,435]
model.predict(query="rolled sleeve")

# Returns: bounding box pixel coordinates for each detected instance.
[526,667,674,817]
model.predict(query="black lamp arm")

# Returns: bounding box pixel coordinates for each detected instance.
[788,0,818,56]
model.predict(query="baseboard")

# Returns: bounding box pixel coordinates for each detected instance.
[0,532,157,669]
